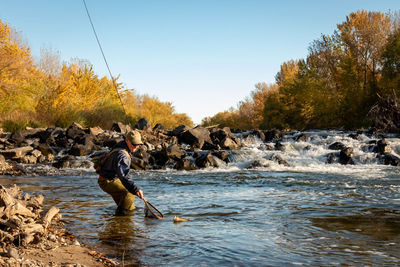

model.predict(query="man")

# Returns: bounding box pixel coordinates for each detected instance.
[97,130,145,215]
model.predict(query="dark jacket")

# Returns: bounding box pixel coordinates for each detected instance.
[98,141,140,194]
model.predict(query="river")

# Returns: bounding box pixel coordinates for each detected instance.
[1,130,400,266]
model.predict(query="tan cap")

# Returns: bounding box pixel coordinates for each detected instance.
[126,131,143,145]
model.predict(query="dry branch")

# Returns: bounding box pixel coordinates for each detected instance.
[42,206,59,229]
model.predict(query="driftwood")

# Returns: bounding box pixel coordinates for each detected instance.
[42,206,59,229]
[0,184,61,247]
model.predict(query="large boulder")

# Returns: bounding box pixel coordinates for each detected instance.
[169,125,191,136]
[134,118,151,131]
[174,158,198,171]
[220,137,239,150]
[210,127,234,144]
[294,133,307,142]
[264,130,283,142]
[153,123,165,131]
[382,154,400,166]
[66,122,86,140]
[195,153,225,168]
[0,146,33,159]
[252,130,265,142]
[38,144,56,156]
[270,154,289,166]
[164,144,185,160]
[328,142,346,150]
[373,139,391,154]
[212,150,229,163]
[111,122,132,134]
[88,126,104,136]
[68,144,90,156]
[131,156,150,170]
[37,127,64,145]
[178,127,212,149]
[339,147,354,165]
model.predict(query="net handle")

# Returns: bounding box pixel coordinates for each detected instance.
[143,198,164,220]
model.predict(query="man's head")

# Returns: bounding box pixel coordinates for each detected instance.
[126,131,143,152]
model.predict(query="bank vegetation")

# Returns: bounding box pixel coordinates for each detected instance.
[0,19,193,132]
[202,10,400,132]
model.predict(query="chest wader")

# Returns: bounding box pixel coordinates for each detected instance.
[98,149,135,215]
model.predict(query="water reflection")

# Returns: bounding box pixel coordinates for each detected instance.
[311,208,400,240]
[98,214,145,265]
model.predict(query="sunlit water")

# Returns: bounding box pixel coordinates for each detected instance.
[1,131,400,266]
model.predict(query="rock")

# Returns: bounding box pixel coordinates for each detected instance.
[220,137,239,150]
[382,154,400,166]
[248,158,270,168]
[8,247,19,259]
[88,126,104,136]
[339,147,354,165]
[373,138,391,154]
[326,152,336,164]
[52,155,75,168]
[212,150,229,163]
[328,142,346,150]
[111,122,132,134]
[38,143,56,156]
[74,134,95,149]
[174,158,198,170]
[48,234,57,242]
[104,137,124,148]
[164,144,184,160]
[17,155,37,164]
[264,129,282,142]
[130,156,150,170]
[69,144,90,156]
[275,141,285,151]
[30,149,42,158]
[0,146,34,159]
[134,118,151,130]
[179,127,212,149]
[270,154,289,166]
[195,153,222,168]
[153,123,165,131]
[0,154,6,166]
[294,133,307,142]
[348,133,361,140]
[9,132,25,145]
[170,125,191,136]
[210,127,234,144]
[366,127,377,136]
[66,122,86,140]
[252,130,265,142]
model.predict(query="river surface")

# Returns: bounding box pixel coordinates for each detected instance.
[1,130,400,266]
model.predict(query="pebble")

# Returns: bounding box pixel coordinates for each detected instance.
[8,247,19,259]
[72,240,80,246]
[60,237,66,243]
[48,234,57,242]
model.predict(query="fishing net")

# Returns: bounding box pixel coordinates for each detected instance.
[144,199,164,220]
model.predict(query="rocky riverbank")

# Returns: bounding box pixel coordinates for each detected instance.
[0,184,117,266]
[0,120,399,177]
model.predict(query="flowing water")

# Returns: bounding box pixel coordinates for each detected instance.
[1,130,400,266]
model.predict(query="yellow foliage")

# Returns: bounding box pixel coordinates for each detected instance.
[0,18,193,130]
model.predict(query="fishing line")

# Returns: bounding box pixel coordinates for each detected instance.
[82,0,128,117]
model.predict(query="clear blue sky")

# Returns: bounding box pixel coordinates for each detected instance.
[1,1,399,124]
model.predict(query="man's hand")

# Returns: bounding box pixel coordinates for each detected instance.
[136,189,144,199]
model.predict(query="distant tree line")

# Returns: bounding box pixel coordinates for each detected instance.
[0,19,193,132]
[202,10,400,131]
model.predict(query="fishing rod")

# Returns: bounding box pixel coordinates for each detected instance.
[82,0,128,118]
